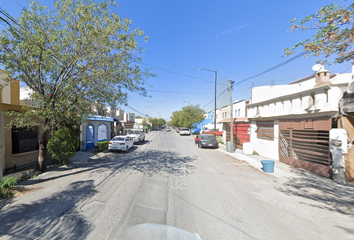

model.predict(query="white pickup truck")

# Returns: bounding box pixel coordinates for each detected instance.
[127,129,145,144]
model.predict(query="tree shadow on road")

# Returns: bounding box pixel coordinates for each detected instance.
[97,150,197,178]
[0,180,96,239]
[274,168,354,219]
[19,149,197,186]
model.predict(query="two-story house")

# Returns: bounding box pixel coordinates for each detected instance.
[247,67,352,178]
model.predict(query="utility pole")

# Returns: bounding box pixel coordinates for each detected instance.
[183,100,189,106]
[229,79,235,153]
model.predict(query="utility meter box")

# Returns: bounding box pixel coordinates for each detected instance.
[330,129,348,154]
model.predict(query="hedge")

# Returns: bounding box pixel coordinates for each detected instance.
[96,141,110,152]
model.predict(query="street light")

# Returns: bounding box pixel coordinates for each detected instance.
[199,68,217,136]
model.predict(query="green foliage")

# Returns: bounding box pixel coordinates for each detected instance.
[170,105,205,130]
[135,116,143,119]
[0,177,17,198]
[0,0,154,171]
[47,127,79,165]
[148,118,166,129]
[285,2,354,64]
[20,172,30,181]
[96,141,110,152]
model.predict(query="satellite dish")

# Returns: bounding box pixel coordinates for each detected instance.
[348,80,354,93]
[312,64,324,72]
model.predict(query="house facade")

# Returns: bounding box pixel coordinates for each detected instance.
[247,68,352,179]
[1,73,40,174]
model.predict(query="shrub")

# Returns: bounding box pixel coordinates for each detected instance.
[0,177,17,198]
[47,127,79,165]
[96,141,109,152]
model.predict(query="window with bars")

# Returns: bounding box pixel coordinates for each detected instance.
[12,126,39,154]
[256,121,274,141]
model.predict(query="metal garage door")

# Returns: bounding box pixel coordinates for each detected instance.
[279,118,331,178]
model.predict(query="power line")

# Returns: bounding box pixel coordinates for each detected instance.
[201,52,307,110]
[14,0,25,9]
[136,61,227,86]
[147,89,212,94]
[146,50,215,81]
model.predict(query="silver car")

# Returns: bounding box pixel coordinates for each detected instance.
[179,128,190,135]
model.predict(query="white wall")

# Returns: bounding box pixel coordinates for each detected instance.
[250,120,279,160]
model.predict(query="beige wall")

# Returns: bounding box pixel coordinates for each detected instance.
[338,116,354,182]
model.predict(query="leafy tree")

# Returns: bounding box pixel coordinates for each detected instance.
[47,127,79,165]
[0,0,153,172]
[149,118,166,129]
[135,116,143,119]
[285,2,354,64]
[170,105,204,130]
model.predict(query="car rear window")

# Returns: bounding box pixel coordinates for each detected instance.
[112,137,125,141]
[201,135,216,140]
[181,128,188,131]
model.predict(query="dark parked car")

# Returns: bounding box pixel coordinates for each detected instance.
[198,134,219,149]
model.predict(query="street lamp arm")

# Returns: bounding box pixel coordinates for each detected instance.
[199,68,216,73]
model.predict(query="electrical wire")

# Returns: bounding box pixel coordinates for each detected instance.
[147,89,212,94]
[201,52,307,110]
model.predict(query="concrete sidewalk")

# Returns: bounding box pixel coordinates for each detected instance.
[217,143,311,181]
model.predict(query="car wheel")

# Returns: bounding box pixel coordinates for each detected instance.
[125,146,129,152]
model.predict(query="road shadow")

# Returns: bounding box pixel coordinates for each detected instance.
[0,180,96,239]
[99,150,197,178]
[19,149,197,186]
[275,168,354,219]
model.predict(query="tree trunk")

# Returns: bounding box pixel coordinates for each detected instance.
[36,128,48,173]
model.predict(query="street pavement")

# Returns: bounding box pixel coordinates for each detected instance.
[1,130,354,240]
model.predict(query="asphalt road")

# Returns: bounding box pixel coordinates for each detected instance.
[1,130,353,240]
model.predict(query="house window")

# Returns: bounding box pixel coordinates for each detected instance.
[299,95,303,107]
[238,109,240,116]
[12,126,39,154]
[256,121,274,141]
[325,89,329,103]
[310,92,315,107]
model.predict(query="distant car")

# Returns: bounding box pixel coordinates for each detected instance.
[108,136,134,152]
[179,128,190,135]
[198,134,218,148]
[166,128,171,132]
[176,127,181,133]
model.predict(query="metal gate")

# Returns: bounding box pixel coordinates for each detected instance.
[279,118,331,178]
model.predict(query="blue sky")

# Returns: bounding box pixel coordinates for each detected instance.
[1,0,352,121]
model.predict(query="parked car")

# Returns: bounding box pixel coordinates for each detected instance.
[198,134,218,148]
[108,136,134,152]
[203,129,223,136]
[166,128,171,132]
[179,128,190,135]
[176,127,181,133]
[127,129,145,144]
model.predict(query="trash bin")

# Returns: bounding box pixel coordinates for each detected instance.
[226,141,235,152]
[261,160,275,173]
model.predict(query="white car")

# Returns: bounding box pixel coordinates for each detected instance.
[179,128,190,135]
[108,136,134,152]
[127,129,145,144]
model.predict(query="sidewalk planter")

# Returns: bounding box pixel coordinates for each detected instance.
[226,141,236,152]
[261,160,275,173]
